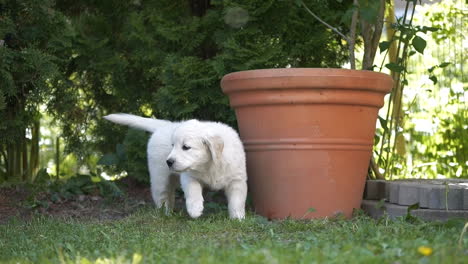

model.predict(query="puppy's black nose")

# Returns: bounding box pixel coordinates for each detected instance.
[166,159,174,168]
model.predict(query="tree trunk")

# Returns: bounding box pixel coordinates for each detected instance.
[6,143,13,180]
[15,140,22,180]
[29,120,40,181]
[56,137,60,178]
[22,134,29,181]
[0,146,6,181]
[190,0,210,17]
[361,0,386,70]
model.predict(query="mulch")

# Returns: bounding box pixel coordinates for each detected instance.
[0,178,154,224]
[0,177,230,224]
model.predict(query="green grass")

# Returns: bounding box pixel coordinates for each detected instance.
[0,208,466,264]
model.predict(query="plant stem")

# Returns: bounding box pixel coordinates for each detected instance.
[349,0,359,70]
[361,0,386,70]
[371,156,384,179]
[300,1,350,42]
[301,0,357,69]
[386,2,417,178]
[378,0,409,175]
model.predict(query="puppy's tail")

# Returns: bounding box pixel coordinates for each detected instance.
[103,113,170,133]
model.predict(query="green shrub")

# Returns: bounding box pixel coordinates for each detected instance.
[98,129,150,184]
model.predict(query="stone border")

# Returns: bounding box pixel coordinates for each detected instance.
[362,179,468,221]
[364,179,468,210]
[362,200,468,221]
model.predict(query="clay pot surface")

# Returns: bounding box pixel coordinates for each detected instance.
[221,68,393,219]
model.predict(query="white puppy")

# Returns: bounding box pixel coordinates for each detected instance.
[103,113,247,219]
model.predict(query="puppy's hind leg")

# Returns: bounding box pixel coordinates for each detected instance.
[225,180,247,220]
[166,174,180,213]
[148,161,175,215]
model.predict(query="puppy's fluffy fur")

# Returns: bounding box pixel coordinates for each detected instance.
[104,114,247,219]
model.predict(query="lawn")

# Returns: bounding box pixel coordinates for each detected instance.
[1,206,466,264]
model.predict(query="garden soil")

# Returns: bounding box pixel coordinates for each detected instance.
[0,178,154,224]
[0,178,232,224]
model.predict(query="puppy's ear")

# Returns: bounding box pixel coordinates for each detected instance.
[203,135,224,162]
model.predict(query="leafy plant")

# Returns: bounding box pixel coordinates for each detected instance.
[48,174,123,201]
[374,2,445,179]
[98,128,150,184]
[376,0,466,179]
[299,0,457,179]
[404,202,421,223]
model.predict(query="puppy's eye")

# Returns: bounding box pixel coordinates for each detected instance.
[182,145,191,151]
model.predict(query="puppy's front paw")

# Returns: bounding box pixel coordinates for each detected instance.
[229,208,245,220]
[186,199,204,218]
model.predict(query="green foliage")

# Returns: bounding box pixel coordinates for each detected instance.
[406,100,467,178]
[405,1,467,179]
[6,172,123,210]
[48,175,124,200]
[0,0,71,141]
[98,129,150,184]
[375,0,467,179]
[357,0,382,24]
[0,0,73,181]
[20,174,123,209]
[381,17,437,75]
[1,0,349,182]
[411,35,426,54]
[2,0,462,183]
[46,0,349,181]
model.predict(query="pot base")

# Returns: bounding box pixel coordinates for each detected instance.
[248,149,370,219]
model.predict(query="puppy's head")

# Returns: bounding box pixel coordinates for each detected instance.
[166,120,224,172]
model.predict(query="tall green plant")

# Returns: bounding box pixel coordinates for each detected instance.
[374,1,456,179]
[389,0,467,178]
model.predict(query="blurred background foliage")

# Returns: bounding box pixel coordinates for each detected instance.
[0,0,466,188]
[374,0,467,180]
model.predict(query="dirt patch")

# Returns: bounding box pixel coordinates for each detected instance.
[0,177,231,224]
[0,187,32,223]
[0,178,155,224]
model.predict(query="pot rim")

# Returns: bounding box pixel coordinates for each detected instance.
[221,68,394,94]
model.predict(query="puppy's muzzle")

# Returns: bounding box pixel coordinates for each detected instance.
[166,158,175,168]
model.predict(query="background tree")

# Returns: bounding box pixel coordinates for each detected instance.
[50,0,351,183]
[1,0,464,184]
[0,0,73,182]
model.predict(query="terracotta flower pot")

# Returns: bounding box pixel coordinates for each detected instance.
[221,68,393,219]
